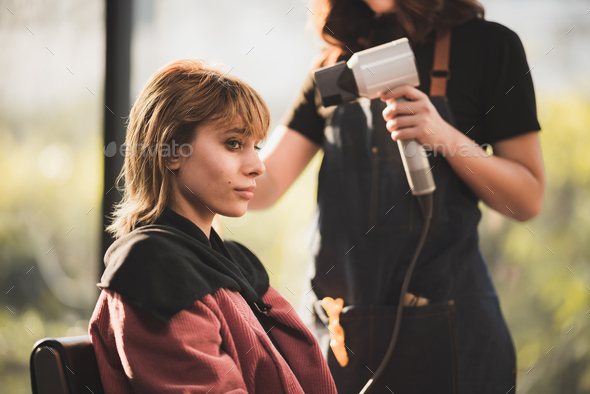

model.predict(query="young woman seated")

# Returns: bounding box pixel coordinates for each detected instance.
[89,59,337,394]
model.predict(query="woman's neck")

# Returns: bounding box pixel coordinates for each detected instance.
[167,199,213,238]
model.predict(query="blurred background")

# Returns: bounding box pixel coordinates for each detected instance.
[1,0,589,392]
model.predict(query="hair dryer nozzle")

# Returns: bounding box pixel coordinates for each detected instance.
[313,38,420,108]
[313,61,359,107]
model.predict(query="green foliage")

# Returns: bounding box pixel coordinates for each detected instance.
[0,100,102,393]
[479,96,590,393]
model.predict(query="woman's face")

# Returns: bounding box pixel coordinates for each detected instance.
[168,116,265,224]
[362,0,395,14]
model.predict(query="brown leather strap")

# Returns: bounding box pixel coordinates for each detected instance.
[430,27,451,97]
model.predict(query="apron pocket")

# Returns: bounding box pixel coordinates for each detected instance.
[327,300,459,394]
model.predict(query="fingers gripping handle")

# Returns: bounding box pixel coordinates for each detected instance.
[387,98,436,196]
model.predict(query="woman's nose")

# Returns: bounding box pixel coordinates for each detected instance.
[247,149,265,177]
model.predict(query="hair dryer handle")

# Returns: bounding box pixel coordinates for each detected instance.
[387,98,436,196]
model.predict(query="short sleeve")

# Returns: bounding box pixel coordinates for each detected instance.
[481,27,541,144]
[279,73,326,146]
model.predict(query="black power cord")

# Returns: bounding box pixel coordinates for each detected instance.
[359,193,433,394]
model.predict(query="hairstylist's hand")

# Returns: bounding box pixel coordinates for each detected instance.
[381,85,459,153]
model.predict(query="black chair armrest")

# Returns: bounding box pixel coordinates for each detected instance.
[30,335,104,394]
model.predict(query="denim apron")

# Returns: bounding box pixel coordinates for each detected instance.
[305,93,517,393]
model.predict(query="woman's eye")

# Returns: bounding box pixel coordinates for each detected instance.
[254,145,262,152]
[226,140,242,149]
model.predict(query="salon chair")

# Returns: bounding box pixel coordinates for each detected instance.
[30,335,104,394]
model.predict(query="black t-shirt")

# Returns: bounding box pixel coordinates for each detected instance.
[280,17,541,147]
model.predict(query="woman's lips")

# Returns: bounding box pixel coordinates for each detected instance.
[235,188,255,200]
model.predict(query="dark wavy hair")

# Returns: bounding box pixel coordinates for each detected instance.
[312,0,485,67]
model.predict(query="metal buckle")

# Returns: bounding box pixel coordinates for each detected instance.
[253,300,272,315]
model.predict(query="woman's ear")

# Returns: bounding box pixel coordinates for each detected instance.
[167,156,181,171]
[166,141,193,171]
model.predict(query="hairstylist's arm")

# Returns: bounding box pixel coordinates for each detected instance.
[381,85,545,222]
[249,125,320,210]
[445,129,544,222]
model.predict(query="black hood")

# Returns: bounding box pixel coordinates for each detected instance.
[98,207,270,322]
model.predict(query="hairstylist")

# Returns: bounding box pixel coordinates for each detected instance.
[250,1,545,393]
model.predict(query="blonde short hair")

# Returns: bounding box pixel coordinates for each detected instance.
[106,59,270,238]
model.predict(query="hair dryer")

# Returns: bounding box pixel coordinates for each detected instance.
[313,37,435,196]
[312,38,436,393]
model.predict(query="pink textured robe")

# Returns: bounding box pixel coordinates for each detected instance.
[89,285,337,393]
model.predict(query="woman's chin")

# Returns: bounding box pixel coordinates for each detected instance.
[217,205,248,218]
